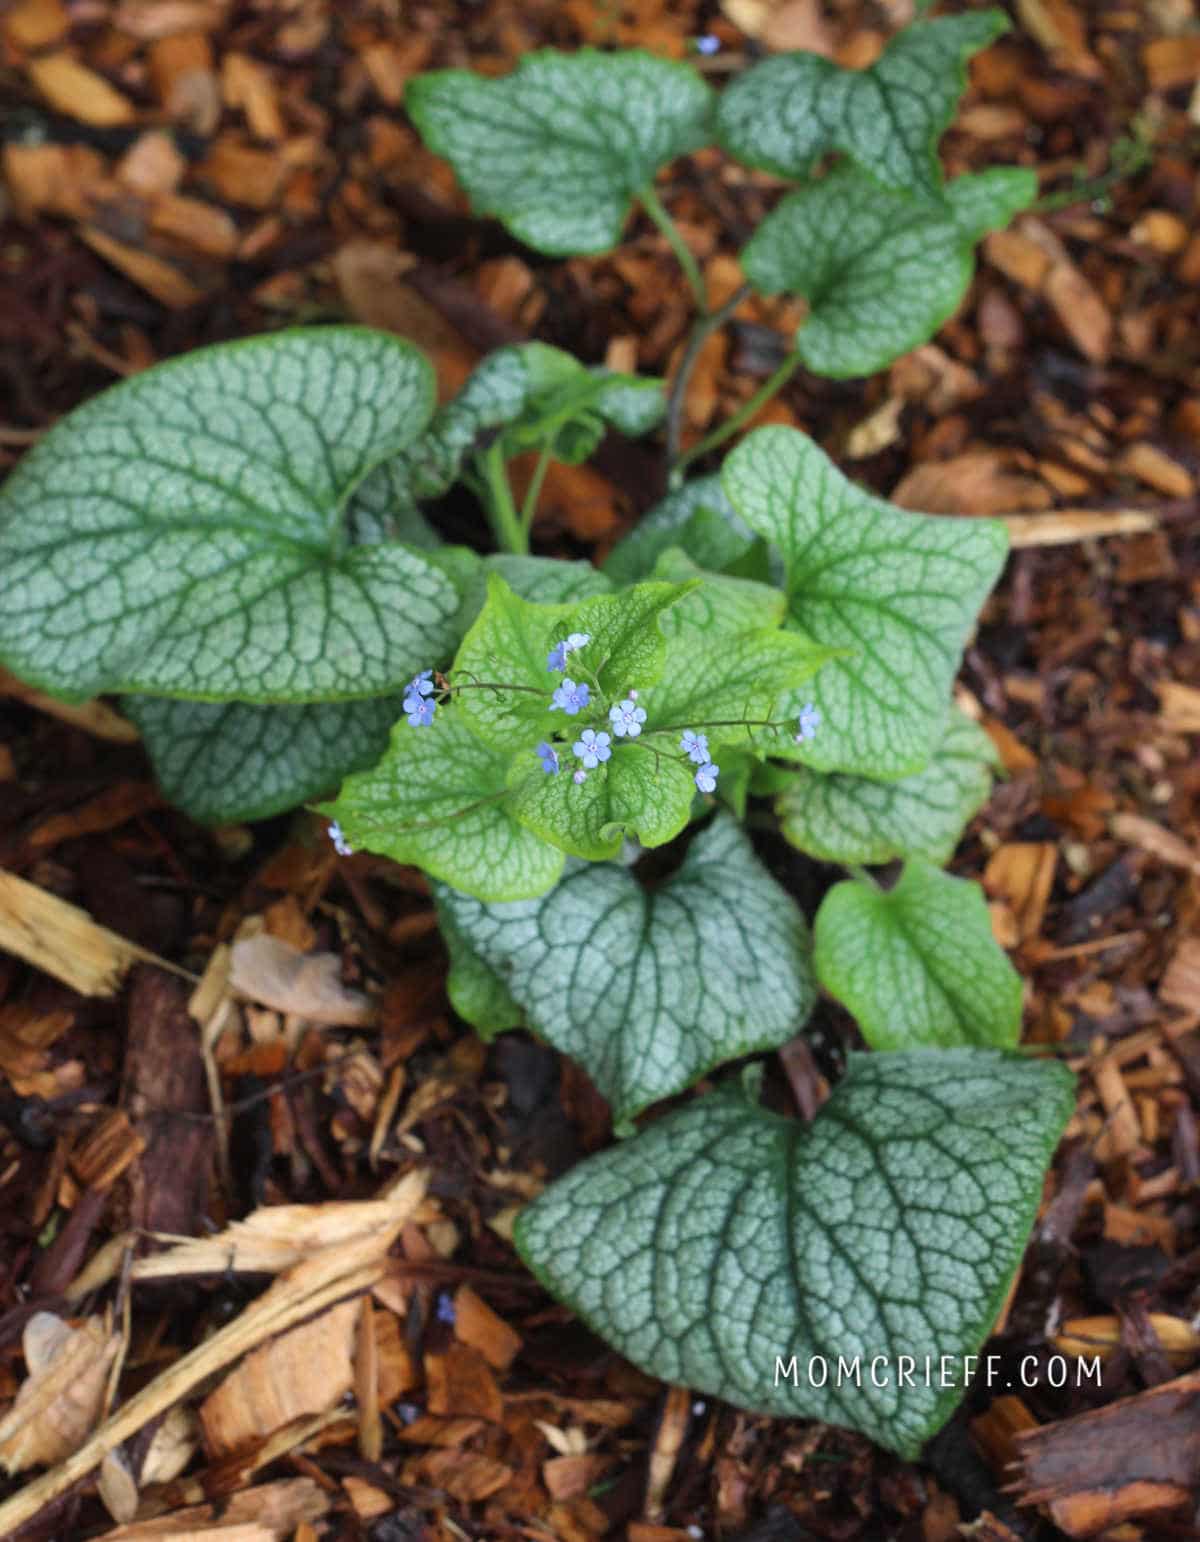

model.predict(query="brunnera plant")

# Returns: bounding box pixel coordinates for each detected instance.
[0,13,1075,1460]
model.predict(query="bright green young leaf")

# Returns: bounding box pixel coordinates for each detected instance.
[603,477,757,584]
[649,629,832,757]
[814,859,1023,1050]
[407,50,714,255]
[716,13,1006,195]
[516,1049,1075,1457]
[435,894,523,1038]
[775,708,999,865]
[510,740,697,862]
[452,576,693,752]
[437,814,815,1123]
[0,328,472,704]
[651,550,787,637]
[125,693,405,826]
[454,555,612,637]
[320,710,563,902]
[721,427,1008,779]
[740,166,1037,377]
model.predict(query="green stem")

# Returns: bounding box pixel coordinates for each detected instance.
[673,352,803,480]
[481,441,528,556]
[666,283,751,464]
[639,182,707,311]
[643,717,788,738]
[520,443,554,539]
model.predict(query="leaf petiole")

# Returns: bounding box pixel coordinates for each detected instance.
[673,353,803,480]
[480,440,529,556]
[520,443,555,537]
[639,181,708,311]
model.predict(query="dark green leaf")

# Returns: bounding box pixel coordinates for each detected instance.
[407,50,714,255]
[436,814,815,1122]
[516,1049,1076,1457]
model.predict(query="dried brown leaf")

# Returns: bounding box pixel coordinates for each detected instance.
[229,933,374,1026]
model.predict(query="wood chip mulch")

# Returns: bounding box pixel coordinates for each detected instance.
[1,0,1199,1538]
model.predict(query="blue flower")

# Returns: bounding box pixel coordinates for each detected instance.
[795,702,821,743]
[435,1291,456,1326]
[405,695,436,727]
[680,729,709,764]
[573,728,612,768]
[404,670,437,726]
[546,632,592,672]
[573,768,587,785]
[328,820,353,856]
[694,762,719,794]
[550,678,590,714]
[609,699,647,738]
[536,741,560,775]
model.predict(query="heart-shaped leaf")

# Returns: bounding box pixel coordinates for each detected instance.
[0,328,469,703]
[775,708,998,865]
[814,859,1023,1050]
[436,813,815,1123]
[321,711,564,902]
[740,166,1036,378]
[125,694,406,825]
[716,12,1007,195]
[407,50,714,255]
[722,427,1008,780]
[516,1049,1076,1457]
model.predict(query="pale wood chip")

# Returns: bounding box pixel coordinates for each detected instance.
[0,871,184,997]
[1110,812,1200,875]
[28,52,136,124]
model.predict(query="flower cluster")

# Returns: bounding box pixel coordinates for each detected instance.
[399,638,822,808]
[328,819,353,856]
